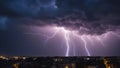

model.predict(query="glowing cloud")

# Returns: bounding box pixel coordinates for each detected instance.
[25,26,120,56]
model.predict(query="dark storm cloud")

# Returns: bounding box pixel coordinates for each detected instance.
[0,0,120,56]
[0,0,57,17]
[0,0,120,34]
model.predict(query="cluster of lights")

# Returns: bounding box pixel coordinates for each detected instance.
[12,56,26,60]
[0,56,26,60]
[0,56,8,60]
[54,58,63,62]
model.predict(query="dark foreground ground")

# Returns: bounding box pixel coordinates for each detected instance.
[0,56,120,68]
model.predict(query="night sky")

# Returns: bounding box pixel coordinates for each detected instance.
[0,0,120,56]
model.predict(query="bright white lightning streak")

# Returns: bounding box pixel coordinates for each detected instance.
[41,27,70,56]
[81,36,91,56]
[45,29,59,43]
[26,26,113,56]
[64,30,70,56]
[27,27,71,56]
[55,27,70,56]
[27,27,70,56]
[72,33,91,56]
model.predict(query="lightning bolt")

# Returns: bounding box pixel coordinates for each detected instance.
[72,33,91,56]
[81,36,91,56]
[64,30,70,56]
[25,26,117,56]
[57,27,70,56]
[44,28,59,45]
[24,29,59,46]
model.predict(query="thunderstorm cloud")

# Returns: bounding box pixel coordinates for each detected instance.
[0,0,120,56]
[0,0,120,35]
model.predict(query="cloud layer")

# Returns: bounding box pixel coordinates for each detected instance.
[0,0,120,35]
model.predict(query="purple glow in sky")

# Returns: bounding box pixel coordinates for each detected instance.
[24,25,120,56]
[0,0,120,56]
